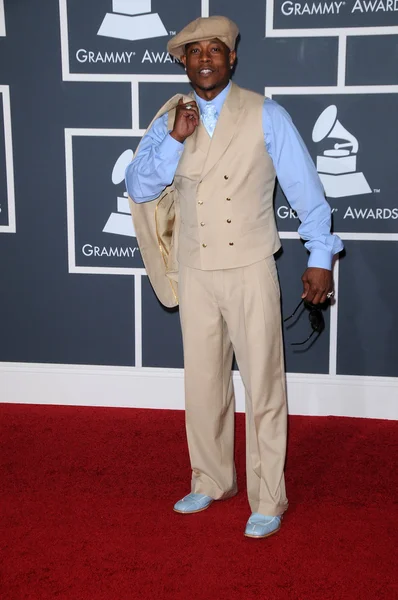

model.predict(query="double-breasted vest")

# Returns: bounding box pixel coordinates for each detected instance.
[129,82,281,307]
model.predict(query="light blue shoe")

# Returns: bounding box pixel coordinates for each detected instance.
[173,493,214,514]
[244,513,282,538]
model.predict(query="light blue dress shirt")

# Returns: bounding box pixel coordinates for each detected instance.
[125,81,343,270]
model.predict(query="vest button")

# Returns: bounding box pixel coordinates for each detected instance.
[198,201,203,205]
[226,197,231,201]
[200,222,205,226]
[227,219,231,223]
[229,242,234,246]
[224,175,229,180]
[202,243,207,248]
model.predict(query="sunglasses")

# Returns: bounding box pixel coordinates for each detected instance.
[284,299,325,346]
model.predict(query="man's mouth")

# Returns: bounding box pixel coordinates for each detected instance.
[198,68,214,76]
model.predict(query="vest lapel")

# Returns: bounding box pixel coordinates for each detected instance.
[200,83,246,180]
[188,120,211,156]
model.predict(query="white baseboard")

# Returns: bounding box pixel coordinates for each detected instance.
[1,362,397,420]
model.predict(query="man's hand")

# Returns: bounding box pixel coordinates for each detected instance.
[301,267,333,305]
[170,98,199,144]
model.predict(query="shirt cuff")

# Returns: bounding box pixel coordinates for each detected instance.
[307,249,333,270]
[157,133,184,159]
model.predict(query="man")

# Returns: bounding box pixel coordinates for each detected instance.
[125,15,343,539]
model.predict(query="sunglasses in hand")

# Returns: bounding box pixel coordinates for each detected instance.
[284,299,325,347]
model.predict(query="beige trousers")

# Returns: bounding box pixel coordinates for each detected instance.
[178,256,288,516]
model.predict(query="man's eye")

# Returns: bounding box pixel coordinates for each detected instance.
[190,48,199,53]
[211,47,221,52]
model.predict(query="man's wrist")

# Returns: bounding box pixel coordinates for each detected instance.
[170,130,186,144]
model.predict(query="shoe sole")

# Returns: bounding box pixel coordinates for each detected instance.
[173,501,214,515]
[244,524,281,539]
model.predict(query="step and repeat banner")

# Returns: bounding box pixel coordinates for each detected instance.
[0,1,397,413]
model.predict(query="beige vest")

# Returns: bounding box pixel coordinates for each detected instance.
[129,83,280,307]
[174,83,280,271]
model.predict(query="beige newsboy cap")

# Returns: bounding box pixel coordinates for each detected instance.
[167,16,239,59]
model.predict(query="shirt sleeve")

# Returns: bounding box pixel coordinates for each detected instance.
[125,113,184,204]
[262,99,344,270]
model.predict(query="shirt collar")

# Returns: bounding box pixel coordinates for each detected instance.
[193,80,232,117]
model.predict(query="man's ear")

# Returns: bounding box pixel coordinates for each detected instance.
[180,54,187,68]
[229,50,237,68]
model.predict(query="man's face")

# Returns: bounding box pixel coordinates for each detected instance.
[181,38,236,97]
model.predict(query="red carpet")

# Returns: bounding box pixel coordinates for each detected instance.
[1,404,397,600]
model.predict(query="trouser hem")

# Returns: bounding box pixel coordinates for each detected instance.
[191,483,238,501]
[250,502,289,517]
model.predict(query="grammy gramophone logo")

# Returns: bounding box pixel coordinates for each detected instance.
[98,0,168,42]
[312,105,372,199]
[103,149,136,238]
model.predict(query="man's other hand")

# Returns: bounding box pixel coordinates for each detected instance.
[170,98,200,143]
[301,267,333,305]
